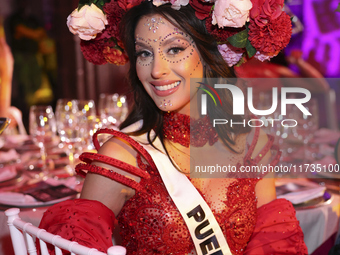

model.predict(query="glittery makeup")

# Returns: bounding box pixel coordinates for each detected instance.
[135,15,204,114]
[144,17,165,33]
[135,28,197,68]
[160,99,173,109]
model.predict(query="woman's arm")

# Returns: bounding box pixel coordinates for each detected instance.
[80,136,141,216]
[0,22,14,118]
[250,128,277,208]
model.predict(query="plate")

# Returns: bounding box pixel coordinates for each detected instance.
[294,191,333,210]
[0,171,23,188]
[0,192,79,208]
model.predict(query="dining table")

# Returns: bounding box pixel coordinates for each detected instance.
[0,128,339,255]
[0,134,85,255]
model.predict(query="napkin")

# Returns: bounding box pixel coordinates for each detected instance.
[0,192,36,204]
[276,182,326,204]
[5,135,29,145]
[0,149,19,164]
[0,165,17,182]
[45,176,78,189]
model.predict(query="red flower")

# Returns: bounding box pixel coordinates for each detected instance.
[103,44,129,66]
[126,0,144,9]
[189,0,213,20]
[80,39,107,65]
[103,0,126,41]
[248,12,292,55]
[205,15,243,43]
[250,0,284,27]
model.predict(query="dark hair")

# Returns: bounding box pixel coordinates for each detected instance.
[120,1,250,153]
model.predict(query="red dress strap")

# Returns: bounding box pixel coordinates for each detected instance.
[244,124,282,166]
[93,128,158,171]
[75,128,158,192]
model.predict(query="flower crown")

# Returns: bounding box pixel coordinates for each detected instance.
[67,0,292,67]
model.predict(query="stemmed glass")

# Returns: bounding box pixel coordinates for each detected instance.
[0,117,11,135]
[29,105,57,178]
[55,99,82,174]
[291,98,319,163]
[98,93,128,128]
[75,99,97,150]
[55,99,97,174]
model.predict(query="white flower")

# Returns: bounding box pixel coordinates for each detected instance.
[67,3,108,41]
[212,0,252,28]
[152,0,169,7]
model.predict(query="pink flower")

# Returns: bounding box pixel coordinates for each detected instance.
[254,51,273,61]
[218,43,244,66]
[212,0,252,28]
[67,4,108,41]
[170,0,190,10]
[153,0,189,9]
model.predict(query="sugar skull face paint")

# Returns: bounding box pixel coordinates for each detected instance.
[135,14,203,114]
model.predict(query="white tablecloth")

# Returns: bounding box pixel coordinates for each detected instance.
[296,192,340,254]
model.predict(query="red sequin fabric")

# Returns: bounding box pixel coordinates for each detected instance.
[163,112,218,147]
[39,125,307,255]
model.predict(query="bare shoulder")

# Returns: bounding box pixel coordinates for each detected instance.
[80,136,140,215]
[251,128,277,208]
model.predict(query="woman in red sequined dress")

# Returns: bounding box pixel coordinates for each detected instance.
[39,1,308,254]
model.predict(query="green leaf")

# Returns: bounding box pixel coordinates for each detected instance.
[93,0,110,10]
[227,30,248,48]
[235,53,247,67]
[78,0,92,10]
[336,3,340,12]
[245,40,256,58]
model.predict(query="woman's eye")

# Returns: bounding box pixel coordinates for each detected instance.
[136,50,153,59]
[168,47,186,55]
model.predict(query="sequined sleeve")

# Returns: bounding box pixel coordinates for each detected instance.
[244,198,308,254]
[75,128,156,192]
[38,199,116,254]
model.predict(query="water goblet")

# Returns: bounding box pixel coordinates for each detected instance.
[29,105,56,178]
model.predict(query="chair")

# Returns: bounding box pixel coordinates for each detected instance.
[5,208,126,255]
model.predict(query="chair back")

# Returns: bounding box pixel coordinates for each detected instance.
[5,208,126,255]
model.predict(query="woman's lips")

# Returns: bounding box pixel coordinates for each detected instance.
[151,81,180,97]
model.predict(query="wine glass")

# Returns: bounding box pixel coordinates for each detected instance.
[291,98,319,163]
[98,93,128,127]
[75,99,97,150]
[29,105,56,178]
[55,99,97,174]
[0,117,11,135]
[55,99,83,173]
